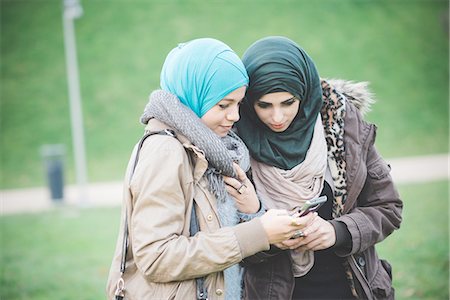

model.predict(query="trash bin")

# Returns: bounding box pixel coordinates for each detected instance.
[40,144,65,201]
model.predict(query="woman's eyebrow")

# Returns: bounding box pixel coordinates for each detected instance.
[281,96,297,103]
[256,96,296,104]
[256,100,271,104]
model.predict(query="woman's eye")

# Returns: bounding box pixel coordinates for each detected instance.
[256,102,270,109]
[218,104,229,109]
[282,99,297,106]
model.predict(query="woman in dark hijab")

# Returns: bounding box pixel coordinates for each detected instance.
[236,36,403,300]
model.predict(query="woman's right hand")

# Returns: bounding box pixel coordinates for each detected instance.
[259,209,316,244]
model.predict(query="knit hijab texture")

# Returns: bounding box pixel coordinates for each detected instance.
[236,36,323,170]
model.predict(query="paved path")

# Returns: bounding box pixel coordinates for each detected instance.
[1,153,448,215]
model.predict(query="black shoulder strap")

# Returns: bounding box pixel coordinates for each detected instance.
[190,205,208,300]
[115,129,207,300]
[115,129,176,299]
[129,129,176,184]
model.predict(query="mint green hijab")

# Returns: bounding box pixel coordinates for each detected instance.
[160,38,249,117]
[236,36,323,170]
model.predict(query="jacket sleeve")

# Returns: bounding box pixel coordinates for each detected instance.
[335,140,403,256]
[128,136,269,282]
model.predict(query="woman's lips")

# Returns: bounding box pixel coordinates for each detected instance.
[271,123,284,129]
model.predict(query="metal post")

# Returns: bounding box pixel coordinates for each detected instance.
[62,0,88,205]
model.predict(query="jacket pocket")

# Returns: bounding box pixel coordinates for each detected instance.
[367,157,391,180]
[125,270,183,299]
[370,259,394,299]
[243,251,294,300]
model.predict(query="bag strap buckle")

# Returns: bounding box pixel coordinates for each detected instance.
[162,129,176,137]
[114,277,125,299]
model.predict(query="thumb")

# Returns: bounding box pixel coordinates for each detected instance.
[233,162,247,181]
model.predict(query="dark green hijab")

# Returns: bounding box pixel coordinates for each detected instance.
[236,36,323,170]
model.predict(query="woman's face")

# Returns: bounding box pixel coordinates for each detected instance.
[201,86,246,137]
[254,92,300,132]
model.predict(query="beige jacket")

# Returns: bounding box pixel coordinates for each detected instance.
[106,119,270,300]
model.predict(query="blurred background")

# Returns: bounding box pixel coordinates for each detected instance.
[1,0,448,299]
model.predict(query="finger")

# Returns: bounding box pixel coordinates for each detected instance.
[225,185,240,198]
[223,176,238,187]
[289,215,312,227]
[302,217,322,236]
[282,237,303,249]
[294,233,319,250]
[274,242,289,250]
[302,236,323,251]
[235,181,247,195]
[224,177,245,195]
[304,212,318,225]
[232,163,246,181]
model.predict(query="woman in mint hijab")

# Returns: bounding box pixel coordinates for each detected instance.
[107,38,309,300]
[237,36,402,299]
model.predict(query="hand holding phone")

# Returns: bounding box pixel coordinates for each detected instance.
[289,196,327,239]
[290,195,327,217]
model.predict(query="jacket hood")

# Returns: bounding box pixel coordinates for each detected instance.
[323,78,375,116]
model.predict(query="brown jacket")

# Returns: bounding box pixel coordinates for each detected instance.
[336,96,402,299]
[243,81,403,300]
[106,119,270,300]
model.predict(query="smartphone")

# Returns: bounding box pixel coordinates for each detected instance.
[290,195,328,217]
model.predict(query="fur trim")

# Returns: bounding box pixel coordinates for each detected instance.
[322,78,376,116]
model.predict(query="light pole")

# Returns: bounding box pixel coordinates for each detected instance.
[62,0,89,205]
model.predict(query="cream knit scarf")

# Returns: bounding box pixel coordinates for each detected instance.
[250,115,327,276]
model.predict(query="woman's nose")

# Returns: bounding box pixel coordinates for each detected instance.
[272,108,283,123]
[227,105,240,122]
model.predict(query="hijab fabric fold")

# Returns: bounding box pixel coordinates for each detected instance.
[250,115,327,276]
[160,38,249,118]
[236,36,323,170]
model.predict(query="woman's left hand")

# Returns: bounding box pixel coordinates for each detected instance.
[223,163,260,214]
[277,214,336,251]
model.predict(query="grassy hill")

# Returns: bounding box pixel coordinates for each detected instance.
[1,0,449,188]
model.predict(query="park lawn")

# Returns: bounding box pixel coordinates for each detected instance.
[377,180,449,299]
[1,0,448,189]
[0,180,448,299]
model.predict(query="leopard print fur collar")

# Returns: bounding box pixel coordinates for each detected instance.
[320,80,347,218]
[320,78,375,217]
[320,78,375,298]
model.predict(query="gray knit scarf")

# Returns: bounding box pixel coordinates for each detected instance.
[141,89,250,300]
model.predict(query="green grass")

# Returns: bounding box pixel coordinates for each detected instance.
[1,0,449,188]
[0,181,448,299]
[377,180,449,299]
[0,206,118,299]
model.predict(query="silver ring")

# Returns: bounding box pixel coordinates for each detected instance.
[236,182,247,194]
[291,230,304,239]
